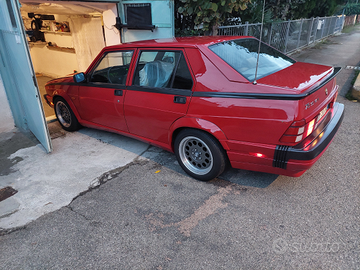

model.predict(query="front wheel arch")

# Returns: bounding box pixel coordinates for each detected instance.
[54,97,80,132]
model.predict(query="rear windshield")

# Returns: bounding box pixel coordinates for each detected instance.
[209,38,295,82]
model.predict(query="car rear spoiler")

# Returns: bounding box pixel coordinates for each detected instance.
[304,66,342,97]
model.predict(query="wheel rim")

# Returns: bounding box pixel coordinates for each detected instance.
[55,101,71,128]
[178,136,213,175]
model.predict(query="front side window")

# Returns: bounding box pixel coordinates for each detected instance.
[90,50,133,84]
[133,50,193,90]
[209,38,295,82]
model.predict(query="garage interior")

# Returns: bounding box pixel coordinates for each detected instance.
[20,0,121,119]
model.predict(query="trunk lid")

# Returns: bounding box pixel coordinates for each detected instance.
[259,62,339,122]
[262,63,341,145]
[257,62,333,93]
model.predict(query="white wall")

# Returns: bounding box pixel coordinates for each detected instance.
[103,4,121,46]
[0,75,15,132]
[30,32,79,77]
[69,16,105,72]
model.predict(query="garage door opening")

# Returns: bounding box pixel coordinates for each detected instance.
[20,0,121,121]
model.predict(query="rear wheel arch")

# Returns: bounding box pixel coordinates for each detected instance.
[170,117,230,152]
[173,128,228,181]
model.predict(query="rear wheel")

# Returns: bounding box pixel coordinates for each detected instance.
[54,98,80,131]
[174,129,227,181]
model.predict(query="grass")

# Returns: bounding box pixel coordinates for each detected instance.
[345,70,360,101]
[351,70,360,85]
[311,38,334,49]
[342,24,360,34]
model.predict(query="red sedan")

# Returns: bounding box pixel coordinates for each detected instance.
[45,36,344,181]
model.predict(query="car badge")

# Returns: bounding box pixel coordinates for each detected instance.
[325,88,328,95]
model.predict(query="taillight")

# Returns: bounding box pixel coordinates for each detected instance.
[281,100,332,144]
[280,117,319,144]
[306,119,315,137]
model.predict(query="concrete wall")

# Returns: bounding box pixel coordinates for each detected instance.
[0,75,15,133]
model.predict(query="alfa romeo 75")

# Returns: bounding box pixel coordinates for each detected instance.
[45,36,344,181]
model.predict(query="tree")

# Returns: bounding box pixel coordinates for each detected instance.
[231,0,274,24]
[293,0,344,18]
[333,2,360,16]
[177,0,251,35]
[232,0,344,25]
[175,0,204,36]
[225,0,305,25]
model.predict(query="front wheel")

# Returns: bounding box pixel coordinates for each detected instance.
[54,98,80,131]
[174,129,227,181]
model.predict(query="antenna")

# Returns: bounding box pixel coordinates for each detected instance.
[253,0,266,85]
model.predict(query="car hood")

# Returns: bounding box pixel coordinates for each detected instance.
[257,62,334,93]
[45,75,74,86]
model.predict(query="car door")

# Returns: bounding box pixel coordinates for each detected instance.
[125,49,194,144]
[77,50,133,132]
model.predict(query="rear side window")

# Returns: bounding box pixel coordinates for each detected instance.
[209,38,295,82]
[172,55,193,90]
[133,50,193,90]
[90,51,133,84]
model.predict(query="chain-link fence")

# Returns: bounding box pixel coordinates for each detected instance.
[218,15,346,54]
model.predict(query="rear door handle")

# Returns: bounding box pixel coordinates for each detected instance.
[114,89,123,96]
[174,96,186,104]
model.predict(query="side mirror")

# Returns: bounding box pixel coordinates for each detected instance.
[73,72,86,83]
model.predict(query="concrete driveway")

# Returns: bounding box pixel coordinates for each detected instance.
[0,26,359,269]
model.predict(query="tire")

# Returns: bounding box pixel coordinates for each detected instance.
[54,97,80,131]
[174,129,227,181]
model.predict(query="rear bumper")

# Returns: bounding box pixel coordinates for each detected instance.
[273,102,344,173]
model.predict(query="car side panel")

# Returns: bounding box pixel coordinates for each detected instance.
[185,48,236,93]
[185,47,296,146]
[124,48,193,144]
[124,89,190,143]
[185,48,296,145]
[77,85,128,132]
[74,117,174,152]
[187,97,295,145]
[50,85,81,119]
[185,46,301,172]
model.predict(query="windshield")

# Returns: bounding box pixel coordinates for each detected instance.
[209,38,295,82]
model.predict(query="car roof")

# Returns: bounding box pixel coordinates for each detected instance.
[105,36,255,50]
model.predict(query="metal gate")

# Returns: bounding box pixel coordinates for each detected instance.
[0,0,52,152]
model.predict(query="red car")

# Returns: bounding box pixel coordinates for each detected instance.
[45,36,344,181]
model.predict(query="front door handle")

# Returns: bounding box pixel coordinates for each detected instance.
[174,96,186,104]
[114,89,123,96]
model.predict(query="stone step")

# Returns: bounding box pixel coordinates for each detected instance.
[352,71,360,101]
